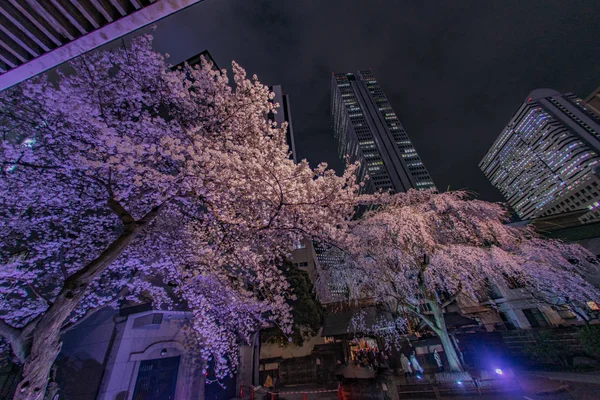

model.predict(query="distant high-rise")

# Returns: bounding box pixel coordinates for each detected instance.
[173,50,218,70]
[331,70,435,193]
[480,89,600,223]
[583,85,600,117]
[269,85,297,163]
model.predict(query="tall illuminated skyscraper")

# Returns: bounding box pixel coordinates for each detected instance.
[480,89,600,223]
[331,70,435,193]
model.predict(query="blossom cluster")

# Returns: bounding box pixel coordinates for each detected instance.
[0,35,358,379]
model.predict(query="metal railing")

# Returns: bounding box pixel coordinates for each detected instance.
[239,384,343,400]
[397,377,521,398]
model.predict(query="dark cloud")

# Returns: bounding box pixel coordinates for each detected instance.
[148,0,600,201]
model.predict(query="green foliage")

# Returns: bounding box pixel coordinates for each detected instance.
[262,261,323,346]
[523,331,570,367]
[580,325,600,358]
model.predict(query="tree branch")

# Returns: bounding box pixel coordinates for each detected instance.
[63,203,162,292]
[400,303,439,333]
[0,318,21,343]
[2,160,60,170]
[61,268,139,334]
[442,285,463,308]
[60,284,129,334]
[0,318,30,364]
[27,282,53,307]
[107,197,136,227]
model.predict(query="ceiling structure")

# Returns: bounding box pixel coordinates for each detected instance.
[0,0,203,91]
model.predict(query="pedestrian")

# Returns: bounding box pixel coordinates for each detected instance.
[433,349,444,373]
[388,353,398,376]
[410,351,423,376]
[400,353,412,381]
[367,348,376,369]
[361,355,369,368]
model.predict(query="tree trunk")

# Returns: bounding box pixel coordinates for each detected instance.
[198,373,206,400]
[13,205,161,400]
[429,300,464,373]
[14,284,89,400]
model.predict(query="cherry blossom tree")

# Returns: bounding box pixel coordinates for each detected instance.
[0,36,358,399]
[319,190,600,372]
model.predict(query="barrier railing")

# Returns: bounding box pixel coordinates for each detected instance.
[239,383,342,399]
[397,377,521,398]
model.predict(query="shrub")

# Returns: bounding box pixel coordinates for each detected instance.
[580,325,600,359]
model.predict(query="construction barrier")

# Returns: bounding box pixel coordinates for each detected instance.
[238,385,255,400]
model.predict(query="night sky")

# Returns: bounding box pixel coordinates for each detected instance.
[140,0,599,202]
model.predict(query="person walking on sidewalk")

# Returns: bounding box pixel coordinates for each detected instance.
[410,351,423,378]
[400,353,413,381]
[433,349,444,373]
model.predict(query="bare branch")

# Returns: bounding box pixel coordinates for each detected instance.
[27,282,53,307]
[0,319,21,343]
[441,284,463,308]
[107,197,136,227]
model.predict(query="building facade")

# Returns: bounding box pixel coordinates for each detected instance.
[480,88,600,223]
[583,85,600,117]
[269,85,297,163]
[54,306,248,400]
[331,70,435,193]
[173,50,218,71]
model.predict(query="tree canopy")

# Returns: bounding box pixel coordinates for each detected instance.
[319,190,600,371]
[0,35,357,399]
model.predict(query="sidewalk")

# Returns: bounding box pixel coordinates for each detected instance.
[233,383,340,400]
[515,372,600,400]
[524,370,600,384]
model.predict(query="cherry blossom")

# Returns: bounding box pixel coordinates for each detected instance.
[319,190,600,372]
[0,35,358,399]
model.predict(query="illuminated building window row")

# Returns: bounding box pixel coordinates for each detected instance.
[480,89,600,222]
[332,70,436,193]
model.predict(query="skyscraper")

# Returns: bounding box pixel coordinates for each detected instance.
[269,85,297,163]
[331,70,435,193]
[174,50,218,70]
[480,88,600,223]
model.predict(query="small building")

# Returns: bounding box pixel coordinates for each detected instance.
[55,305,257,400]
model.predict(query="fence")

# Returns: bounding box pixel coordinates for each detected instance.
[397,377,521,399]
[239,384,342,400]
[499,326,589,367]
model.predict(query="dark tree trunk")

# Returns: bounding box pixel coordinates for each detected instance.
[13,205,160,400]
[428,299,464,373]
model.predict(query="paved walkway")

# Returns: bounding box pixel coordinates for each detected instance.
[524,370,600,384]
[516,372,600,400]
[234,370,600,399]
[233,383,340,400]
